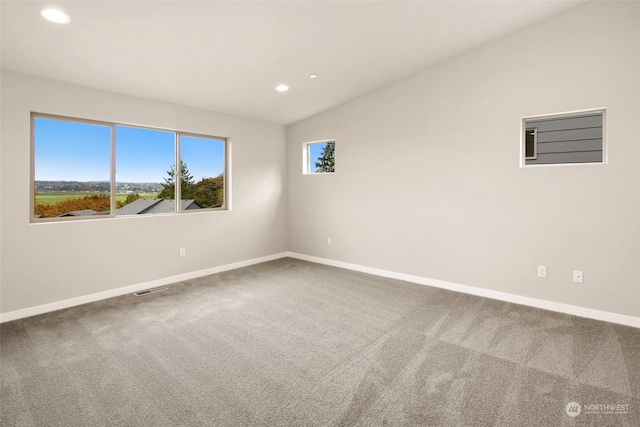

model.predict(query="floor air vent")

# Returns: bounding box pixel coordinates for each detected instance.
[134,287,168,296]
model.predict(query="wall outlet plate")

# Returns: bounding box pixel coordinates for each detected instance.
[573,270,583,283]
[537,265,547,278]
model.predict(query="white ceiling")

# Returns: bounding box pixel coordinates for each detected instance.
[1,1,584,125]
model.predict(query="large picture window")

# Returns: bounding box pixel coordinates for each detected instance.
[32,113,227,221]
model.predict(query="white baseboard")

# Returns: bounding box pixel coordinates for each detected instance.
[0,252,289,323]
[287,252,640,329]
[4,251,638,329]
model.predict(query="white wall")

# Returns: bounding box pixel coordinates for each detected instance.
[0,71,288,316]
[287,2,640,319]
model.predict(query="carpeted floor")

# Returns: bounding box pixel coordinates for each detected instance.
[1,258,639,426]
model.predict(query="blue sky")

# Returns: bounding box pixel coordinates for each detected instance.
[34,118,224,183]
[309,141,331,172]
[34,118,111,181]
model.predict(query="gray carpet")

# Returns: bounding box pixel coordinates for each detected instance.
[1,258,639,426]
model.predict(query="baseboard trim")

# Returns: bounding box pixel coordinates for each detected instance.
[4,251,638,329]
[0,252,289,323]
[287,252,640,329]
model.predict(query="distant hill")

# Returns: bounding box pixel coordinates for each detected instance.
[35,181,110,192]
[35,181,163,193]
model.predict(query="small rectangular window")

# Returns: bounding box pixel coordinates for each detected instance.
[522,109,605,166]
[303,140,335,174]
[32,113,227,221]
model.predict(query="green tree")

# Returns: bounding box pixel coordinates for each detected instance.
[158,160,196,199]
[194,174,224,208]
[315,141,335,173]
[122,193,141,206]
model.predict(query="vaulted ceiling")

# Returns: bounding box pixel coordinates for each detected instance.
[1,1,584,125]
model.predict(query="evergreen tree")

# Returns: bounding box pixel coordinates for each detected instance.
[314,141,335,173]
[158,160,196,199]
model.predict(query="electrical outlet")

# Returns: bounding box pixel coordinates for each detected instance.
[537,265,547,278]
[179,248,186,258]
[327,237,332,246]
[573,270,583,283]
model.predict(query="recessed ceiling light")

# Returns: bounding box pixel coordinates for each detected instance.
[275,84,290,92]
[309,74,318,79]
[40,8,71,24]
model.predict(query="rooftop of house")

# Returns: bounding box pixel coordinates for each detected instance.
[58,209,98,217]
[116,199,203,216]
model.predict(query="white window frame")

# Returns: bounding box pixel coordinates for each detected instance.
[520,108,607,168]
[31,112,229,223]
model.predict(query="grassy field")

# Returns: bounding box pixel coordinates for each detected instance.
[35,192,158,205]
